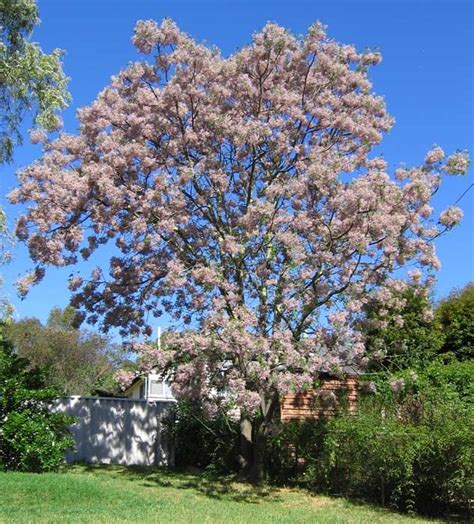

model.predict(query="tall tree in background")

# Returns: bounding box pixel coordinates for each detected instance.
[361,280,443,370]
[436,282,474,361]
[5,306,126,395]
[0,0,69,317]
[362,281,474,368]
[0,0,69,163]
[0,208,12,318]
[9,19,470,478]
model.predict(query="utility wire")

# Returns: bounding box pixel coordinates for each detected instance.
[453,183,474,206]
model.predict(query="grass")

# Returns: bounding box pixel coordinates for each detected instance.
[0,465,444,524]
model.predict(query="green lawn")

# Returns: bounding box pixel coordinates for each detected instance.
[0,465,442,524]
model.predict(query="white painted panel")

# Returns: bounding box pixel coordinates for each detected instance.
[54,397,174,467]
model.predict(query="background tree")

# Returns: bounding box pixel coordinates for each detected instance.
[361,280,443,371]
[9,19,470,478]
[0,0,69,163]
[0,1,69,320]
[0,208,13,319]
[435,282,474,361]
[5,306,126,395]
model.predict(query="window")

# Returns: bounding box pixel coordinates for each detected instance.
[149,379,164,397]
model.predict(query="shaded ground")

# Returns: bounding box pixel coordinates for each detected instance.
[0,465,444,523]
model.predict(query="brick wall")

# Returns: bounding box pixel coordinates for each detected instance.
[280,375,358,422]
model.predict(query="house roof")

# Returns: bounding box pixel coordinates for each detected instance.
[321,364,362,377]
[123,375,144,394]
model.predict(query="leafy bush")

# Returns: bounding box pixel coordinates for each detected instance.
[420,359,473,400]
[164,400,239,474]
[0,331,75,472]
[269,362,473,518]
[315,401,473,516]
[266,418,327,484]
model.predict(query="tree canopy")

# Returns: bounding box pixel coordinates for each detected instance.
[435,282,474,361]
[0,0,69,163]
[5,306,126,395]
[0,208,12,319]
[0,0,70,320]
[9,19,469,476]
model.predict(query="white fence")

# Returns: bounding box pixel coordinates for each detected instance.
[54,397,175,467]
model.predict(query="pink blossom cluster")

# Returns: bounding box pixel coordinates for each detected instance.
[360,381,377,394]
[424,146,445,165]
[439,206,463,228]
[115,370,136,391]
[445,152,470,175]
[390,378,405,393]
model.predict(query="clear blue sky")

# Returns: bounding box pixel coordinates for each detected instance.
[1,0,473,327]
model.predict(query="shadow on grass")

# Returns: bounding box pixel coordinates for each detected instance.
[69,464,281,504]
[65,464,467,521]
[177,475,279,504]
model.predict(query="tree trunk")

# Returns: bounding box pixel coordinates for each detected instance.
[238,415,253,475]
[237,393,278,483]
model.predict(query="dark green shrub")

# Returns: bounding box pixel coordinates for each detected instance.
[267,418,328,484]
[164,399,239,474]
[269,362,473,518]
[314,395,473,516]
[422,359,473,400]
[0,331,75,472]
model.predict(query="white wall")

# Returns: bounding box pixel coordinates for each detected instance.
[54,397,174,467]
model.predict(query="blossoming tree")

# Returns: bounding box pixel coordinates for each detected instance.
[10,19,469,478]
